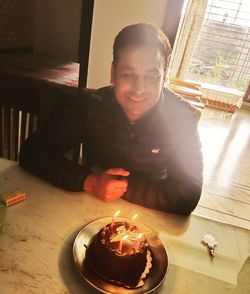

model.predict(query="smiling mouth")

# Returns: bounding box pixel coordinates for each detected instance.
[129,96,145,102]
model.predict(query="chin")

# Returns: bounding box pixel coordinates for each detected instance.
[127,111,145,122]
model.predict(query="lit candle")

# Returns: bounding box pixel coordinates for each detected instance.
[134,233,143,249]
[111,210,120,227]
[119,234,129,252]
[129,213,138,230]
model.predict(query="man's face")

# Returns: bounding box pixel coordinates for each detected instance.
[111,46,166,122]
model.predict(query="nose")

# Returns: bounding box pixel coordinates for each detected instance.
[132,76,145,94]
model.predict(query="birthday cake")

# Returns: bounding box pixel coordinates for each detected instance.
[85,220,152,288]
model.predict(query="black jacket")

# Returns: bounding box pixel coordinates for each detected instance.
[19,86,203,215]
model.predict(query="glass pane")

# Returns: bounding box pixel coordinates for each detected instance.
[186,0,250,92]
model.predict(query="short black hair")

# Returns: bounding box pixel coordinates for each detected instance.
[113,23,172,71]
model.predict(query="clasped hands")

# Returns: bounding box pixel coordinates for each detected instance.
[83,168,130,202]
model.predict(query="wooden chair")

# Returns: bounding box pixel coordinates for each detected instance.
[0,74,71,161]
[0,72,94,163]
[0,53,95,163]
[0,103,38,161]
[0,76,40,161]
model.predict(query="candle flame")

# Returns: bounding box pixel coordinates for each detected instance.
[113,210,120,218]
[136,233,143,239]
[122,234,129,241]
[129,214,138,230]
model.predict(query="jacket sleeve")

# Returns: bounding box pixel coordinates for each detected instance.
[19,95,91,191]
[123,108,203,215]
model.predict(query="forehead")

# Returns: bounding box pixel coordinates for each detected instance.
[115,45,165,71]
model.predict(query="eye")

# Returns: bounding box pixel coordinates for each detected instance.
[122,73,133,77]
[120,73,135,80]
[145,74,161,82]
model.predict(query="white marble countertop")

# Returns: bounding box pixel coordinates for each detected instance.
[0,158,249,294]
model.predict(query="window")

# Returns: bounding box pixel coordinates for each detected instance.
[187,0,250,92]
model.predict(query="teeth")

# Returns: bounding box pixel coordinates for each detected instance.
[129,97,144,102]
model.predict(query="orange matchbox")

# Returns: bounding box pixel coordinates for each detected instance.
[0,189,26,206]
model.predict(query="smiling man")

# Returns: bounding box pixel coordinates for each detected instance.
[19,23,203,215]
[112,46,165,121]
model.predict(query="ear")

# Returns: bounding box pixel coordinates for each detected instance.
[162,70,168,87]
[110,63,115,84]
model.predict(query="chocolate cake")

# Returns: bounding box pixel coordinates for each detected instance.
[85,221,152,288]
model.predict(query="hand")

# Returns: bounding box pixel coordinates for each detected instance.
[83,168,130,202]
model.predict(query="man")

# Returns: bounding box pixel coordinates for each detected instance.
[19,23,203,215]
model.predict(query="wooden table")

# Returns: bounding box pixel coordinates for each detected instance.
[0,158,249,293]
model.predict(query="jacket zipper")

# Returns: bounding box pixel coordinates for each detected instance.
[128,122,135,165]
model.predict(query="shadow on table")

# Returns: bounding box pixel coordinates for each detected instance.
[59,226,99,294]
[162,214,191,235]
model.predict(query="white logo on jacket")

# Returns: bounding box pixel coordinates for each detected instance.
[151,148,160,154]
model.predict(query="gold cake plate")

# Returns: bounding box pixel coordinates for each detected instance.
[73,217,168,294]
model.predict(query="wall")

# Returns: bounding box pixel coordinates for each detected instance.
[0,0,34,50]
[87,0,168,88]
[34,0,82,62]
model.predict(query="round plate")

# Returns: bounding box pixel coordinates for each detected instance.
[73,217,168,294]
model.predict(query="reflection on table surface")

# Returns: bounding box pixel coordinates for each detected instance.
[0,158,249,294]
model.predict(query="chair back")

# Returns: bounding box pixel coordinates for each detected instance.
[0,79,93,163]
[0,104,38,161]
